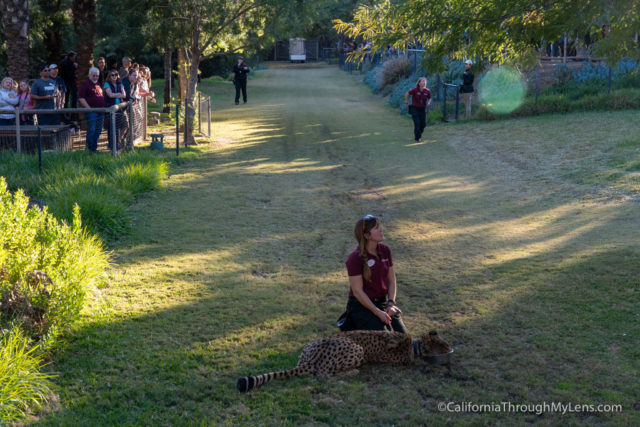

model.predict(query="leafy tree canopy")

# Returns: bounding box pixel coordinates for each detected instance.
[334,0,640,70]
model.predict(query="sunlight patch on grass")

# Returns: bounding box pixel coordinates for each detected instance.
[244,160,342,174]
[381,176,486,198]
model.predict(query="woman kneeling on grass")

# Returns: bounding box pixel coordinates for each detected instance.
[339,215,407,333]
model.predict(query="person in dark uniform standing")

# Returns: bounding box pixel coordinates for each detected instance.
[232,56,250,105]
[60,51,78,109]
[461,59,475,118]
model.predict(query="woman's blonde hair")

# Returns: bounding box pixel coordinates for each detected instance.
[415,76,427,88]
[1,77,14,88]
[353,215,379,282]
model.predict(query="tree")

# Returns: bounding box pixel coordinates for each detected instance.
[1,0,30,80]
[334,0,640,71]
[37,0,70,65]
[72,0,97,80]
[146,0,276,143]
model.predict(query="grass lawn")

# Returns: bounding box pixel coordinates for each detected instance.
[37,63,639,424]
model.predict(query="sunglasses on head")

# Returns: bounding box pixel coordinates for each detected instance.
[361,214,377,232]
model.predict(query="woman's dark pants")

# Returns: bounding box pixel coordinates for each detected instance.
[410,106,426,141]
[346,297,407,333]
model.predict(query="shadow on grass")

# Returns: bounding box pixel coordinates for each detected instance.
[38,243,638,425]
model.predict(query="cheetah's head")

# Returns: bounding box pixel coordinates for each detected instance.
[415,330,451,358]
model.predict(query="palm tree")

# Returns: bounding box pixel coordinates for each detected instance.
[1,0,30,81]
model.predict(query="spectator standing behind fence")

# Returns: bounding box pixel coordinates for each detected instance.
[122,69,140,103]
[460,60,474,119]
[60,51,78,109]
[0,78,19,126]
[49,64,67,109]
[138,68,156,103]
[232,56,250,105]
[97,57,107,87]
[17,80,34,125]
[79,67,105,153]
[404,76,431,143]
[119,57,131,80]
[104,69,128,150]
[30,64,60,126]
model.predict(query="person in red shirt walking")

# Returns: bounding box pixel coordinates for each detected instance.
[340,215,407,333]
[404,77,431,142]
[79,67,105,152]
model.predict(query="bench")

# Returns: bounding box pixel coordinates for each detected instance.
[0,125,73,153]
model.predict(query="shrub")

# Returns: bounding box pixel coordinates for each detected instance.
[380,56,412,89]
[389,74,419,114]
[475,88,640,120]
[0,328,55,423]
[441,60,464,86]
[363,66,383,92]
[0,150,168,239]
[0,178,109,348]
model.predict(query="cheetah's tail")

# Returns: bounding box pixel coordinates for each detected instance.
[236,366,307,392]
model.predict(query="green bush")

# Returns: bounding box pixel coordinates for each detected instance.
[389,74,419,114]
[380,56,412,90]
[0,328,55,423]
[0,178,109,348]
[476,88,640,120]
[0,150,168,239]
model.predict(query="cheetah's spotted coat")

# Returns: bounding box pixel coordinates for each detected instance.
[237,330,450,392]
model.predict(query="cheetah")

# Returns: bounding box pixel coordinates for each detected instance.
[236,330,450,392]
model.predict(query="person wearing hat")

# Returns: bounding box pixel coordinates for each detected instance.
[29,64,60,125]
[232,56,250,105]
[60,51,78,109]
[49,64,67,109]
[460,59,475,119]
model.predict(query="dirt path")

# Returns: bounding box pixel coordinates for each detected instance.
[43,63,639,425]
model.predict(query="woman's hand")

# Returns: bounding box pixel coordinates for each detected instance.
[385,305,398,316]
[376,309,392,325]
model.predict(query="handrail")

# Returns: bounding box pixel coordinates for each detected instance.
[0,102,130,115]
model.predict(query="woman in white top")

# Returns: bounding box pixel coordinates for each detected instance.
[0,77,19,125]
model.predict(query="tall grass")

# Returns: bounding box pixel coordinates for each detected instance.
[0,150,169,239]
[0,328,55,423]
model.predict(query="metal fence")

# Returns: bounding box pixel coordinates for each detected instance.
[0,99,148,157]
[338,52,383,74]
[197,92,211,137]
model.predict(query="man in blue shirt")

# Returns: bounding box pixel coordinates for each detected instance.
[30,64,60,125]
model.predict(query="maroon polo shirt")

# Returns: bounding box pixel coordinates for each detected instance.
[408,87,431,108]
[78,79,105,108]
[346,243,394,299]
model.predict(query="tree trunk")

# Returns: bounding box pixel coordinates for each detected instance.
[185,57,199,145]
[162,46,172,113]
[1,0,30,81]
[72,0,96,80]
[184,30,202,145]
[39,0,65,65]
[176,48,188,105]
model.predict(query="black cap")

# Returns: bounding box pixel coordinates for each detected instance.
[40,64,49,71]
[238,56,244,60]
[68,51,77,56]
